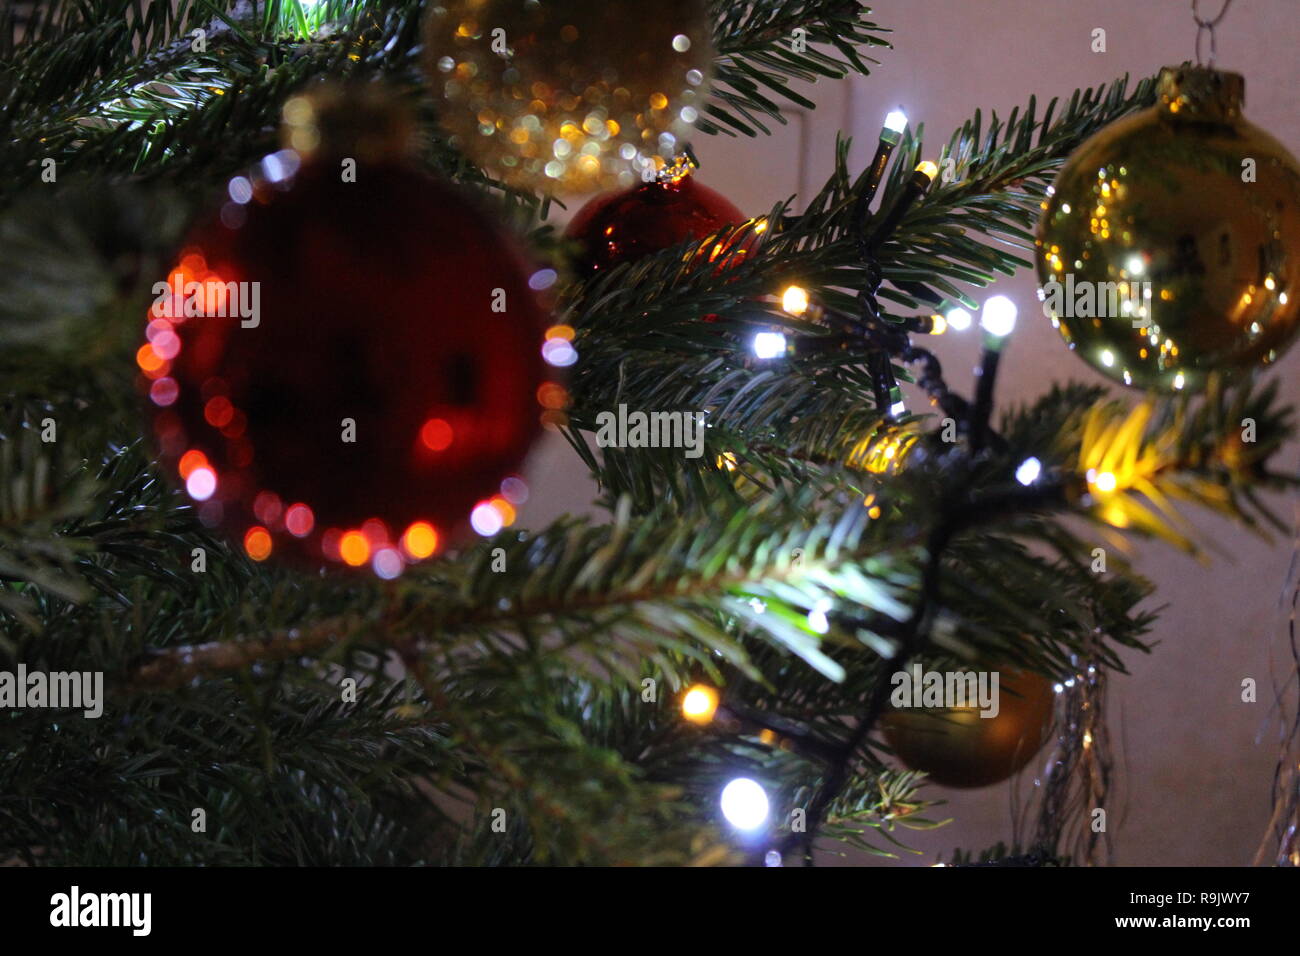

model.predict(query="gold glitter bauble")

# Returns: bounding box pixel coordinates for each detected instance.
[882,668,1054,789]
[1036,66,1300,391]
[424,0,713,194]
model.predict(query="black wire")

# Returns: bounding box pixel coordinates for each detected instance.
[773,480,1074,865]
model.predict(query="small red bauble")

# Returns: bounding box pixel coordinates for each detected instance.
[141,141,550,573]
[565,173,748,276]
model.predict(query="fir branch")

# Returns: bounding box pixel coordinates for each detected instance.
[702,0,891,135]
[558,77,1163,499]
[872,73,1161,309]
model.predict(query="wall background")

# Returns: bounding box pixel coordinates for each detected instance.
[516,0,1300,866]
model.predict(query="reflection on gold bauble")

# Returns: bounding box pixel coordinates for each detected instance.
[423,0,713,194]
[1036,66,1300,391]
[882,668,1055,789]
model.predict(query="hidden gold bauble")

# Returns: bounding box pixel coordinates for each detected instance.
[140,87,549,573]
[423,0,713,194]
[882,668,1054,789]
[564,168,746,275]
[1036,66,1300,391]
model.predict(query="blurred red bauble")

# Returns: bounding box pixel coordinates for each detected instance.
[565,171,748,276]
[140,89,552,573]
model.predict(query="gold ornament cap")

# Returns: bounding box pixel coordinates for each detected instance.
[280,83,416,162]
[1156,65,1244,121]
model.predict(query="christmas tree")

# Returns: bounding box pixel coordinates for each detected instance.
[3,0,1299,872]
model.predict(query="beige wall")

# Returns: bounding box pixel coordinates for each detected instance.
[518,0,1300,866]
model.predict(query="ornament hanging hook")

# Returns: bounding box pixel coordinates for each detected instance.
[656,145,700,185]
[1191,0,1234,67]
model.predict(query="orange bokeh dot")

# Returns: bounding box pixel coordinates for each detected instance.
[489,497,516,526]
[401,521,439,560]
[142,360,172,381]
[178,449,209,480]
[544,324,575,341]
[136,343,165,373]
[244,526,272,561]
[340,530,370,567]
[420,418,454,452]
[536,382,569,410]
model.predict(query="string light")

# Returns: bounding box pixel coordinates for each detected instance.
[752,331,788,359]
[1016,457,1042,485]
[969,296,1017,452]
[1089,469,1118,493]
[945,307,972,331]
[889,387,907,417]
[980,295,1018,340]
[470,501,505,536]
[865,160,938,252]
[781,285,810,316]
[681,684,720,724]
[186,466,217,501]
[372,548,403,580]
[854,110,909,230]
[720,777,770,830]
[807,599,832,634]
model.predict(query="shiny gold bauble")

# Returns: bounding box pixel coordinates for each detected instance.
[882,668,1055,789]
[424,0,713,194]
[1036,66,1300,391]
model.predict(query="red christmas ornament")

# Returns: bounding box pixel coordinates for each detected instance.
[140,87,552,573]
[565,166,748,276]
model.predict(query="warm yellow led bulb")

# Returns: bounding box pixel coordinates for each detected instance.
[781,285,810,316]
[681,684,720,724]
[915,160,939,180]
[1091,471,1118,493]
